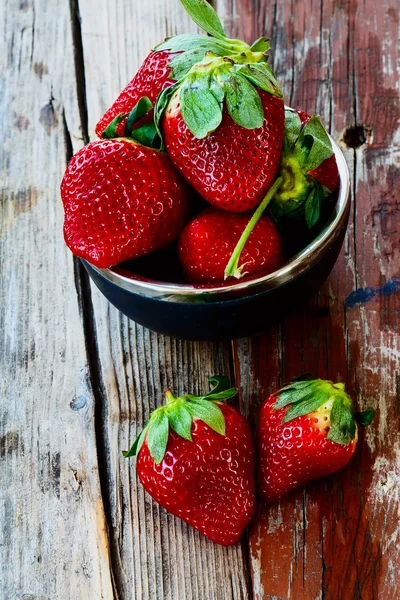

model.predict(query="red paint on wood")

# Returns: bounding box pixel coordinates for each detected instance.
[229,0,400,598]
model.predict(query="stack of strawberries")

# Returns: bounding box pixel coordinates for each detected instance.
[61,0,340,285]
[61,0,375,547]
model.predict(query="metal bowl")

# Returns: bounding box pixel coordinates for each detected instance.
[83,137,350,340]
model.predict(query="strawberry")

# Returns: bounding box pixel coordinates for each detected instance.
[95,0,276,138]
[61,100,190,268]
[257,377,375,502]
[269,108,340,229]
[153,1,284,212]
[124,376,255,546]
[161,89,284,212]
[178,207,283,283]
[95,51,176,138]
[296,109,339,192]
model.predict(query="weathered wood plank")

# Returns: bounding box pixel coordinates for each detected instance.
[78,1,252,598]
[229,0,400,598]
[3,0,398,598]
[0,0,115,597]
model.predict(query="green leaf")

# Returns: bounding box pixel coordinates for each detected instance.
[183,375,238,402]
[169,47,223,80]
[147,411,170,464]
[156,34,226,53]
[180,0,227,40]
[122,423,150,458]
[304,183,323,229]
[274,387,316,411]
[283,108,302,153]
[224,73,264,129]
[206,375,233,396]
[102,113,128,139]
[248,63,282,95]
[208,73,225,105]
[124,97,153,137]
[327,397,356,445]
[295,115,334,171]
[274,379,333,413]
[251,62,280,85]
[180,77,223,138]
[234,65,275,95]
[278,380,317,393]
[234,63,283,98]
[186,398,226,435]
[130,122,159,148]
[282,391,332,423]
[167,404,193,441]
[250,37,271,53]
[154,82,180,147]
[204,388,237,401]
[354,408,376,426]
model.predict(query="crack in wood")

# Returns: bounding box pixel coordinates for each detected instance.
[69,0,89,144]
[72,258,120,600]
[68,0,120,596]
[62,108,74,163]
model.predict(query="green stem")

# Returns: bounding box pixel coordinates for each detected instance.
[224,176,283,280]
[165,390,176,404]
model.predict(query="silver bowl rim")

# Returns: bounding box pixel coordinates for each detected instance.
[89,135,350,298]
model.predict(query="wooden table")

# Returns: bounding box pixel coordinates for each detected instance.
[1,0,399,598]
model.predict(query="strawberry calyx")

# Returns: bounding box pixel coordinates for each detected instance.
[272,376,375,445]
[270,108,337,228]
[123,376,237,464]
[156,0,271,81]
[102,97,160,149]
[155,52,282,142]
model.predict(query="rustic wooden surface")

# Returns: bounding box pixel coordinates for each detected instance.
[1,0,399,599]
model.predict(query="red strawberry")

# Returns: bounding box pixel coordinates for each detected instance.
[95,0,276,138]
[269,108,339,229]
[296,109,339,192]
[61,137,190,268]
[95,51,176,138]
[124,376,255,546]
[150,2,284,212]
[178,207,283,283]
[257,377,375,502]
[161,89,284,212]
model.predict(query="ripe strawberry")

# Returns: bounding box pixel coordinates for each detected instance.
[124,376,255,546]
[257,377,375,502]
[95,0,278,138]
[269,108,339,229]
[95,51,176,137]
[151,1,284,212]
[61,101,190,268]
[178,207,283,283]
[161,89,284,212]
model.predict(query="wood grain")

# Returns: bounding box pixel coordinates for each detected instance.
[1,0,399,598]
[0,0,114,597]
